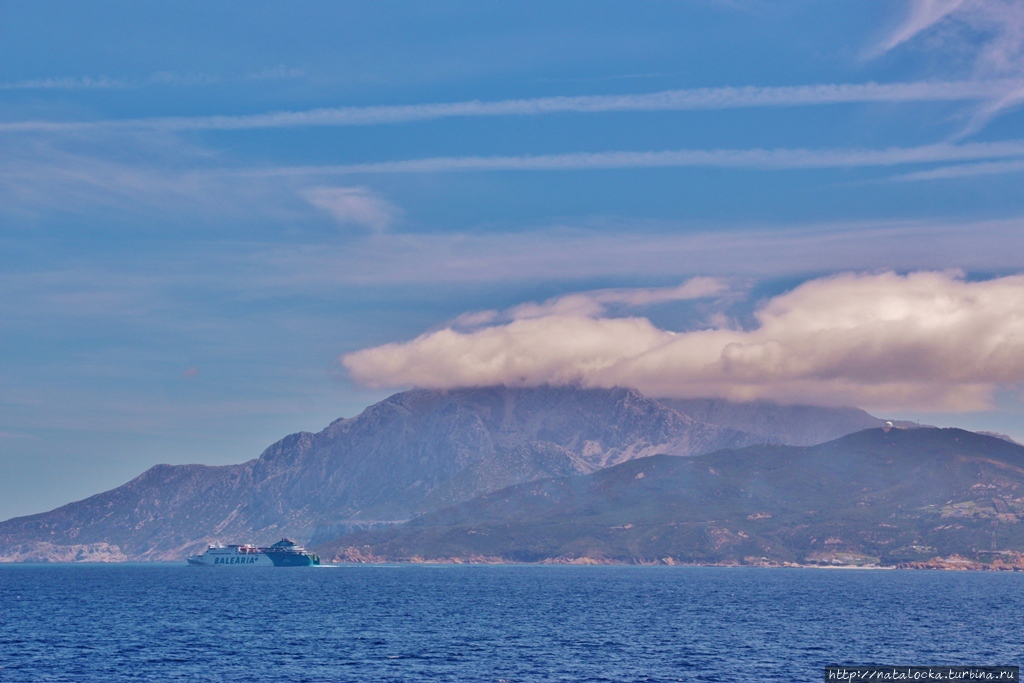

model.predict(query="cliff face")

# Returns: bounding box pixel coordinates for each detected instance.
[319,428,1024,567]
[0,386,759,561]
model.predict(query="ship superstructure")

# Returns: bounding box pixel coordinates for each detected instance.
[186,538,320,566]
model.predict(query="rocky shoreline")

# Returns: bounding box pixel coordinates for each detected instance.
[4,549,1024,570]
[328,547,1024,570]
[0,542,127,563]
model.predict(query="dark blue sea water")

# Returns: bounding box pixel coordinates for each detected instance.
[0,564,1020,682]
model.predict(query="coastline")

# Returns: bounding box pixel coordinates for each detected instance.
[322,553,1024,571]
[4,557,1023,570]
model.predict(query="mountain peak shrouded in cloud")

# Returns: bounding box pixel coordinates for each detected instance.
[343,271,1024,412]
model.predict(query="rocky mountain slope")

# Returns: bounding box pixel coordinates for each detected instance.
[319,428,1024,567]
[0,386,761,561]
[655,398,915,447]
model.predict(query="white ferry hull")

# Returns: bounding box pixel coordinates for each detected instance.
[186,552,275,566]
[186,539,320,567]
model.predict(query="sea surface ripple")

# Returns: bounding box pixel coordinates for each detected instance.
[0,564,1021,682]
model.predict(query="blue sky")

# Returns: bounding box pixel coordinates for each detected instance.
[3,0,1024,520]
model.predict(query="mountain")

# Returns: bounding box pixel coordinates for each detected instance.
[0,386,762,562]
[655,398,915,447]
[318,428,1024,568]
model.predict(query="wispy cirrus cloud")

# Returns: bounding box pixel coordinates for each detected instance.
[343,271,1024,412]
[7,137,1021,226]
[890,158,1024,180]
[0,430,36,440]
[247,139,1024,175]
[869,0,969,56]
[0,75,132,91]
[243,65,306,81]
[7,217,1023,318]
[252,217,1024,284]
[872,0,1024,136]
[949,0,1024,137]
[0,79,1017,133]
[0,71,223,91]
[302,186,400,232]
[0,137,310,227]
[960,87,1024,136]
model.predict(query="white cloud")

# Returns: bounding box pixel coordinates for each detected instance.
[958,82,1024,138]
[969,1,1024,76]
[0,71,223,92]
[254,139,1024,175]
[145,71,221,87]
[505,278,730,321]
[891,158,1024,180]
[343,271,1024,411]
[244,65,305,81]
[216,216,1024,285]
[302,187,399,232]
[7,137,1023,222]
[0,430,35,440]
[0,79,1016,133]
[873,0,1024,135]
[0,75,130,90]
[871,0,968,56]
[0,141,283,223]
[3,131,1023,284]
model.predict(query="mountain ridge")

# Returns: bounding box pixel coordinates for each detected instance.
[0,385,957,563]
[0,386,761,561]
[317,427,1024,567]
[654,397,913,446]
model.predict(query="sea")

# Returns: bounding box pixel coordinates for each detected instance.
[0,564,1020,682]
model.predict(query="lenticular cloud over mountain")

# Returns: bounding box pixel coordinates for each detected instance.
[343,271,1024,411]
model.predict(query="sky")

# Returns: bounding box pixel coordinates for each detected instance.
[3,0,1024,521]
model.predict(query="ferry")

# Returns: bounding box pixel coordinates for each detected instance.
[186,538,321,567]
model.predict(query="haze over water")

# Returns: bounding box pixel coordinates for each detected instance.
[2,565,1020,682]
